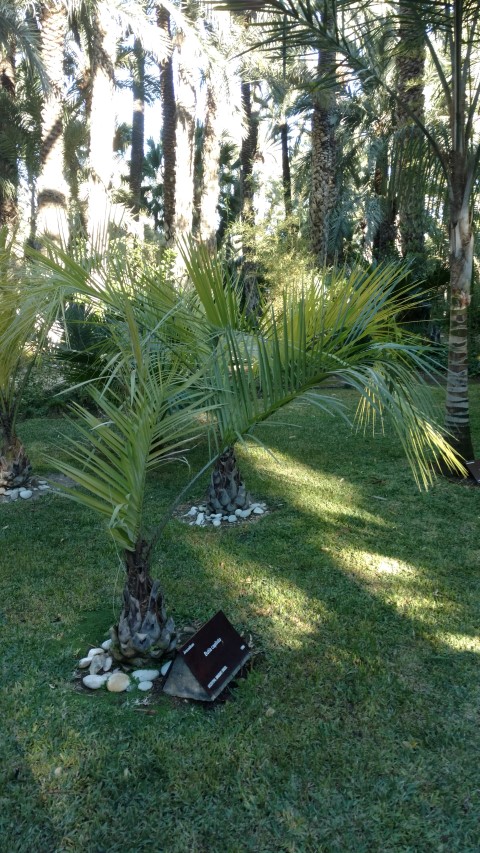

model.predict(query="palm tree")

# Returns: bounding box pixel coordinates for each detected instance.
[222,0,480,461]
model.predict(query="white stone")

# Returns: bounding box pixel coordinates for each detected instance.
[4,490,11,495]
[185,506,197,517]
[228,514,237,522]
[79,657,91,669]
[137,680,153,691]
[9,489,19,501]
[213,519,221,527]
[83,674,108,689]
[131,669,160,682]
[198,505,207,512]
[0,488,5,495]
[89,654,106,675]
[160,661,172,676]
[101,639,112,651]
[253,506,264,515]
[239,508,253,518]
[38,485,49,491]
[103,656,113,672]
[19,489,33,499]
[235,509,243,517]
[38,480,47,485]
[87,647,104,660]
[211,513,223,519]
[106,672,130,692]
[195,512,205,526]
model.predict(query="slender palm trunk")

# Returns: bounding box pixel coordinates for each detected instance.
[37,0,69,244]
[372,141,396,259]
[396,6,425,256]
[309,47,336,265]
[0,48,18,228]
[87,1,116,244]
[445,197,474,461]
[280,121,292,216]
[173,29,196,243]
[240,80,260,317]
[199,82,222,250]
[158,7,176,246]
[129,39,145,219]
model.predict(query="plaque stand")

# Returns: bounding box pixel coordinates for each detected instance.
[465,460,480,484]
[163,611,251,701]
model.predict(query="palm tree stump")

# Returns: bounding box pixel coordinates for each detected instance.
[206,446,251,515]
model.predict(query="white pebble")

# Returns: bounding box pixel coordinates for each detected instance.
[213,519,221,527]
[9,489,19,501]
[101,639,112,651]
[227,514,237,522]
[239,508,253,518]
[137,680,153,691]
[78,657,91,669]
[83,674,108,689]
[195,512,205,526]
[253,506,264,515]
[87,647,104,660]
[185,506,197,517]
[131,669,160,682]
[235,509,243,517]
[19,490,33,499]
[38,485,49,491]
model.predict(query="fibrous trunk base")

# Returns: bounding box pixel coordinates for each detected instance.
[0,436,32,489]
[206,446,250,515]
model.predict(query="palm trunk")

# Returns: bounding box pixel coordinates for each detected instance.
[240,80,260,317]
[199,82,222,251]
[87,1,116,245]
[445,202,474,461]
[372,141,396,259]
[280,121,292,217]
[206,445,250,514]
[0,414,31,488]
[396,6,425,256]
[0,48,18,228]
[129,38,145,220]
[37,0,69,244]
[173,29,196,243]
[309,47,336,266]
[110,540,176,662]
[158,7,176,246]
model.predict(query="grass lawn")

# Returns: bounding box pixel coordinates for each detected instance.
[1,387,480,852]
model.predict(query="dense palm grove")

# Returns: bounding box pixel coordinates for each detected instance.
[0,1,478,660]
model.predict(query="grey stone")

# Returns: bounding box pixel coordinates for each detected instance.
[101,639,112,651]
[185,506,197,517]
[253,506,264,515]
[19,490,33,500]
[195,512,205,526]
[38,485,49,491]
[0,488,5,495]
[235,508,243,517]
[87,647,104,660]
[137,680,153,691]
[9,489,19,501]
[239,508,253,519]
[213,519,221,527]
[227,514,237,523]
[89,653,106,675]
[78,656,91,669]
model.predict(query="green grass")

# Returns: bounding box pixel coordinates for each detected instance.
[1,388,480,852]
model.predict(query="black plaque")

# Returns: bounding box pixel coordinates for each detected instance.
[466,460,480,484]
[163,611,251,701]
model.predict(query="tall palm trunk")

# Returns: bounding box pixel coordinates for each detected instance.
[173,28,196,243]
[87,1,116,244]
[158,6,176,245]
[37,0,69,244]
[280,120,292,216]
[199,81,222,250]
[0,47,18,228]
[372,139,396,259]
[309,46,336,265]
[129,39,145,219]
[240,79,260,317]
[396,6,425,256]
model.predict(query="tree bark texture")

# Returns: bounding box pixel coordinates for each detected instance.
[37,0,69,243]
[280,122,292,216]
[199,82,222,250]
[206,446,250,515]
[173,28,196,243]
[158,7,176,246]
[87,1,116,244]
[0,48,18,227]
[240,80,260,317]
[129,38,145,219]
[395,6,426,256]
[0,415,31,488]
[309,49,336,266]
[110,540,176,662]
[445,204,474,461]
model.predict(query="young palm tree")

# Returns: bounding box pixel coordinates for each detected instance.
[20,234,461,663]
